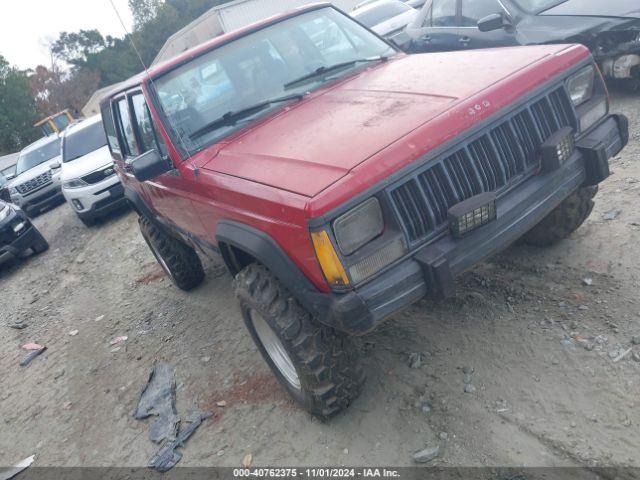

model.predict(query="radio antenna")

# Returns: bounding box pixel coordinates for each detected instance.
[106,0,195,161]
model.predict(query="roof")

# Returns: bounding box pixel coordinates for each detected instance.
[82,82,127,117]
[0,152,19,171]
[101,3,334,103]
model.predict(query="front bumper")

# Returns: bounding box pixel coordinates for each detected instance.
[319,114,628,335]
[63,175,126,219]
[11,181,64,214]
[0,212,37,266]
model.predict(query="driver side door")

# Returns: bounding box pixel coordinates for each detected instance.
[408,0,460,53]
[459,0,519,49]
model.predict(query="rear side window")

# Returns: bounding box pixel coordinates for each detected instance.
[114,97,139,157]
[62,121,108,163]
[101,102,122,160]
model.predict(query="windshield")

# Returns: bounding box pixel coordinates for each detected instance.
[511,0,567,13]
[353,1,412,28]
[153,7,395,155]
[63,121,108,162]
[16,138,61,175]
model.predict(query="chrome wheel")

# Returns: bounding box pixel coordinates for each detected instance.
[250,309,301,390]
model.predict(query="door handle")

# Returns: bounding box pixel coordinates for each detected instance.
[459,36,471,46]
[421,34,431,42]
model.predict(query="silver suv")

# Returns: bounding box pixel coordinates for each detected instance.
[7,136,64,216]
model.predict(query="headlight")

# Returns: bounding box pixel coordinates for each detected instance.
[333,198,384,255]
[566,66,595,106]
[0,204,11,221]
[9,187,18,195]
[62,178,88,189]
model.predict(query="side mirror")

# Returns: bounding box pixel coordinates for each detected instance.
[131,149,171,182]
[50,161,61,170]
[477,13,511,32]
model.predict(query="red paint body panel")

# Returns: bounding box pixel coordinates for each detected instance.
[113,7,590,294]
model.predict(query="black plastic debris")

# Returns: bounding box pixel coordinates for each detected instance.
[133,362,180,443]
[20,347,46,367]
[148,411,212,472]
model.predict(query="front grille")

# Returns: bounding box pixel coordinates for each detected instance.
[16,170,53,195]
[390,86,576,244]
[82,165,116,185]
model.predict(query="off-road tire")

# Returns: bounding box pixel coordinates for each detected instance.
[138,216,204,291]
[235,264,365,419]
[523,186,598,247]
[30,230,49,254]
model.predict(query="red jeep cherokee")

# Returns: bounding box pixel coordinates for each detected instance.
[101,4,628,418]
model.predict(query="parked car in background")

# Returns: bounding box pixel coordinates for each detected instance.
[352,0,418,48]
[356,0,426,9]
[101,4,627,418]
[0,200,49,267]
[7,136,64,216]
[60,115,126,226]
[406,0,640,83]
[0,175,9,203]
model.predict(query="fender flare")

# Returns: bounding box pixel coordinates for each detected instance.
[124,186,156,221]
[215,220,331,320]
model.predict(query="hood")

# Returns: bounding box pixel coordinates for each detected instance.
[202,45,586,197]
[372,9,419,36]
[8,156,61,188]
[61,146,113,181]
[516,13,640,51]
[540,0,640,19]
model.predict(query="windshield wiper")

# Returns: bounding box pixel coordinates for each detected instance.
[283,56,388,91]
[189,93,305,140]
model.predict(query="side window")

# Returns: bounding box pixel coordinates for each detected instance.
[114,97,138,158]
[100,102,122,160]
[431,0,457,27]
[131,93,168,157]
[461,0,503,27]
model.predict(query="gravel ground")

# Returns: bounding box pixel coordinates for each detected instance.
[1,87,639,470]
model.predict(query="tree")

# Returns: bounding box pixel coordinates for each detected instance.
[129,0,163,28]
[30,64,100,116]
[0,55,40,154]
[51,30,107,68]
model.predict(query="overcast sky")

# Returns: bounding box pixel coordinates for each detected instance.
[1,0,134,70]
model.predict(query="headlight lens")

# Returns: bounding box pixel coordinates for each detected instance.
[566,66,595,106]
[9,187,18,195]
[0,204,11,221]
[333,198,384,255]
[62,178,88,189]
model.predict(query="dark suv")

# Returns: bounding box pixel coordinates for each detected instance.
[101,4,628,418]
[0,201,49,267]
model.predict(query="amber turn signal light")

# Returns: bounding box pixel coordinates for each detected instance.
[311,230,350,287]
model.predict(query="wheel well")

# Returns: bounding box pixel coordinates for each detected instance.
[219,242,258,276]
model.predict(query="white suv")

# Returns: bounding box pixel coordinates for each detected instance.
[60,115,126,226]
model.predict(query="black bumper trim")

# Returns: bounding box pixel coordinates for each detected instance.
[317,114,626,335]
[0,224,37,265]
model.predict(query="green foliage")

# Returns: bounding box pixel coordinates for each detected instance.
[0,55,40,154]
[3,0,234,152]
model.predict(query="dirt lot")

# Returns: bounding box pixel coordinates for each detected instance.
[1,87,640,470]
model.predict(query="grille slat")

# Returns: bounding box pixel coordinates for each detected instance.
[82,165,116,185]
[390,87,576,244]
[15,170,53,195]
